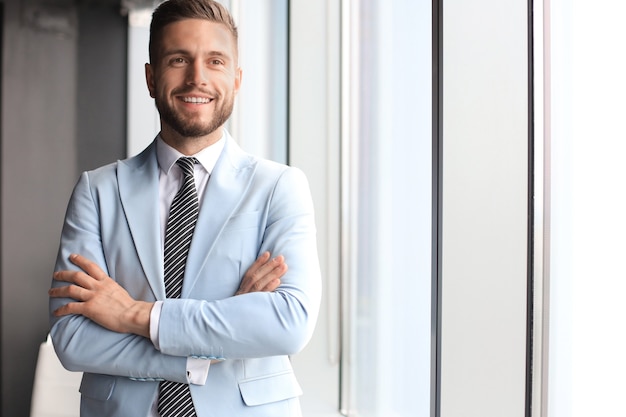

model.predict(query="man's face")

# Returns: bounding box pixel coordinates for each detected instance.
[146,19,242,143]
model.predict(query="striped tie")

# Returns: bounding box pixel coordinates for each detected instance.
[158,157,199,417]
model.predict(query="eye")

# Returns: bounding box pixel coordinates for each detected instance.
[209,58,225,66]
[169,57,187,67]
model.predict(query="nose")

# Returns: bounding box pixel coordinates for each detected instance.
[186,60,208,86]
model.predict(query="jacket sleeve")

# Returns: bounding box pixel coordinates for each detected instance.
[156,166,322,359]
[49,171,189,383]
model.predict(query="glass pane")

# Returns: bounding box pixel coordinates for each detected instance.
[229,0,288,163]
[547,1,626,416]
[344,1,432,415]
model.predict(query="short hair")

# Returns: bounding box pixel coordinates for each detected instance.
[149,0,238,63]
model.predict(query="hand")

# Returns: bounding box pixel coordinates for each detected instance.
[49,254,152,338]
[236,251,287,295]
[49,251,286,337]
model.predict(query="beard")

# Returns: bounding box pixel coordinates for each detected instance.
[155,91,235,138]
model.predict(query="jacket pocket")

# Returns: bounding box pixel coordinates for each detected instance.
[238,370,303,406]
[79,373,116,401]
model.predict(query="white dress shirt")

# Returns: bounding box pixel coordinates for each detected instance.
[148,134,225,416]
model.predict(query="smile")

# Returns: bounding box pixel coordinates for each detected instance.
[181,96,212,104]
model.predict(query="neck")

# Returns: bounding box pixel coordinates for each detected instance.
[159,126,224,155]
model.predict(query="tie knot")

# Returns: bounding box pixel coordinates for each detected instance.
[176,157,198,178]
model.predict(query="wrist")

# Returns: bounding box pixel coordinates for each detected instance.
[124,301,153,338]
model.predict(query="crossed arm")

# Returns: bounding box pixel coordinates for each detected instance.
[48,251,287,339]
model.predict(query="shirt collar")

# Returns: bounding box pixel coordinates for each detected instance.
[156,133,226,175]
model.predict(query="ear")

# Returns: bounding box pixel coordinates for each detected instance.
[234,67,243,95]
[145,63,156,98]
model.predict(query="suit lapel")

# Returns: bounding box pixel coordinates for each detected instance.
[117,141,165,300]
[182,137,256,296]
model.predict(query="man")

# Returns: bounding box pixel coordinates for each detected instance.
[48,1,321,416]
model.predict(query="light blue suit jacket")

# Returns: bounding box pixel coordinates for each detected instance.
[49,136,321,417]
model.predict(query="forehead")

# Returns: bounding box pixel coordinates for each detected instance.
[159,19,237,59]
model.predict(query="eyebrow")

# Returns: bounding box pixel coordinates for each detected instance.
[162,49,232,60]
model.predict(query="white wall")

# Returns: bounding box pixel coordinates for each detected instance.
[440,1,529,416]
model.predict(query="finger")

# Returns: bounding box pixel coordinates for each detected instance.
[52,270,76,284]
[52,271,87,284]
[260,261,288,285]
[53,301,85,317]
[247,252,271,275]
[260,278,281,292]
[248,255,285,283]
[238,252,273,293]
[238,254,288,294]
[48,283,90,301]
[69,254,108,280]
[250,261,288,292]
[53,270,93,287]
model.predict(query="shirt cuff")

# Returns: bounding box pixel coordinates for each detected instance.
[186,357,211,385]
[149,301,163,350]
[150,301,211,386]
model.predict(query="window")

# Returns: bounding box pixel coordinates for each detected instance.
[543,1,626,415]
[340,1,432,415]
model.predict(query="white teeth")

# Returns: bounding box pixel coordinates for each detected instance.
[182,97,211,103]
